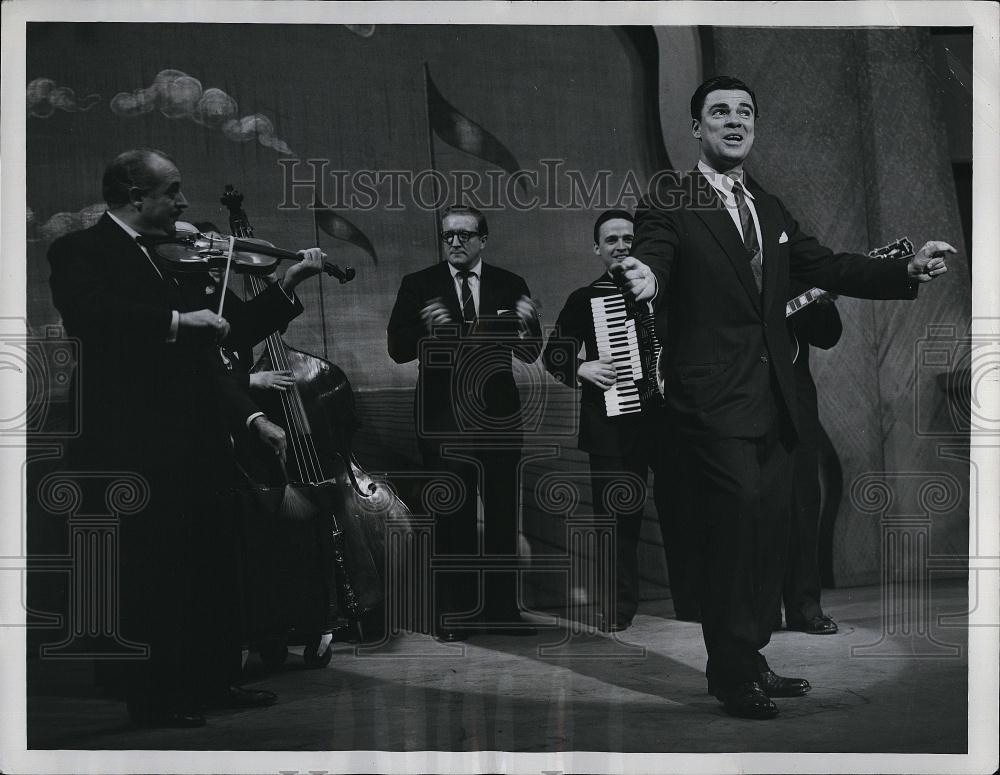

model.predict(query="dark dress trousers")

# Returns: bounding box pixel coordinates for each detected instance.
[542,274,663,625]
[387,261,541,626]
[780,282,843,627]
[47,213,301,707]
[633,171,918,689]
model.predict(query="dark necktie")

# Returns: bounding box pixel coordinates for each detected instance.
[457,269,477,323]
[732,180,763,294]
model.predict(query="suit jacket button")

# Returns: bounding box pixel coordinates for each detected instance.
[760,354,769,365]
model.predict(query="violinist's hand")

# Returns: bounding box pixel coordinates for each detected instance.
[420,298,453,333]
[578,355,617,391]
[249,370,295,392]
[250,416,287,464]
[907,240,955,284]
[610,257,657,302]
[178,309,230,343]
[281,247,326,293]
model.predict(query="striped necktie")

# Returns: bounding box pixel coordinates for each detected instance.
[731,180,763,294]
[457,269,477,323]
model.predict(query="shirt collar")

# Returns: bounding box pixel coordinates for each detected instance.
[448,258,483,279]
[697,160,754,202]
[106,209,144,241]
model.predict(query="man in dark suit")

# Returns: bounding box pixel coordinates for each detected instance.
[777,286,843,635]
[616,76,953,718]
[47,148,325,726]
[542,210,690,632]
[387,205,542,642]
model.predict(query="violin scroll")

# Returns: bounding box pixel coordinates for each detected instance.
[329,264,356,284]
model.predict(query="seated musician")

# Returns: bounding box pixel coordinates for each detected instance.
[47,148,326,727]
[541,210,673,632]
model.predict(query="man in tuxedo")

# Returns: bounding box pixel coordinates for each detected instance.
[616,76,953,718]
[542,210,695,632]
[47,148,325,726]
[387,205,542,642]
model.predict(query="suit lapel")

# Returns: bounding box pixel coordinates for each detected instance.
[689,171,762,315]
[436,262,463,323]
[478,263,499,319]
[746,180,784,317]
[96,214,184,305]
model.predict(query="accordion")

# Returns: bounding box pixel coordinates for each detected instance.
[589,280,663,417]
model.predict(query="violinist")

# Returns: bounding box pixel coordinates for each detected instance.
[47,148,325,728]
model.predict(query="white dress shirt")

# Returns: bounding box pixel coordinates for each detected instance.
[447,258,482,317]
[697,159,765,268]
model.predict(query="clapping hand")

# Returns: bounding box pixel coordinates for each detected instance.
[420,297,452,332]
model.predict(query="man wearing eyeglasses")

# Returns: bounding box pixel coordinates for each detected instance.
[388,205,542,642]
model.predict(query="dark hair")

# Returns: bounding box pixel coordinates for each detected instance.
[440,204,488,237]
[101,149,174,207]
[593,209,634,243]
[690,76,758,120]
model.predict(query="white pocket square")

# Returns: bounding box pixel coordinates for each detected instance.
[778,231,789,244]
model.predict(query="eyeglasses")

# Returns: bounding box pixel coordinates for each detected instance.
[440,230,480,244]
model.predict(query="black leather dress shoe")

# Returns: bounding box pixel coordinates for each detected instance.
[713,682,779,719]
[434,628,470,643]
[787,614,838,634]
[209,686,278,709]
[600,617,633,633]
[759,669,811,697]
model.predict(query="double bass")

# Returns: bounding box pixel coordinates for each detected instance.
[219,186,409,664]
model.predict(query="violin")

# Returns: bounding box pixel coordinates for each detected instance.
[140,221,356,284]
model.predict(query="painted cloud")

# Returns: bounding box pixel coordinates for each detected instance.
[27,78,101,117]
[32,203,107,242]
[110,69,292,154]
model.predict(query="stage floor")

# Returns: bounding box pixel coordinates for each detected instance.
[26,578,971,754]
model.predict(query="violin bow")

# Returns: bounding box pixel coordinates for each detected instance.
[215,235,238,317]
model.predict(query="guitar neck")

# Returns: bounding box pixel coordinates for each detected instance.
[784,236,913,319]
[785,287,827,317]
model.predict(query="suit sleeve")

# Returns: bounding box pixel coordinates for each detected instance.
[779,199,918,300]
[792,298,843,351]
[542,290,587,387]
[632,198,681,311]
[213,367,265,435]
[48,234,173,341]
[511,276,542,365]
[220,283,304,351]
[387,274,425,364]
